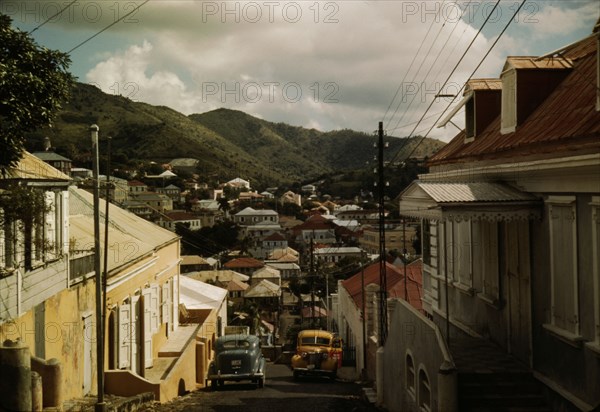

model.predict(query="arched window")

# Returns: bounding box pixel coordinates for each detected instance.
[418,368,431,411]
[405,353,415,397]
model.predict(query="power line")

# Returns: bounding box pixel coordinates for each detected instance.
[388,1,473,135]
[67,0,149,54]
[382,0,446,126]
[401,0,528,163]
[385,0,467,132]
[385,0,503,168]
[27,0,77,34]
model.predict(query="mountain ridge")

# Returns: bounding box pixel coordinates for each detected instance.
[25,83,445,189]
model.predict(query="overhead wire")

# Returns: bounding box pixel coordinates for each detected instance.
[27,0,78,34]
[388,1,471,136]
[384,0,503,169]
[382,0,446,126]
[400,0,528,163]
[67,0,149,54]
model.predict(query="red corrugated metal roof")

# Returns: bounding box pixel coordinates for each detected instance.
[430,35,599,166]
[341,260,423,312]
[224,257,264,268]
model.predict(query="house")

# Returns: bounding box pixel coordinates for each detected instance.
[280,190,301,206]
[292,214,359,246]
[225,177,250,190]
[394,26,600,412]
[156,184,181,201]
[244,279,281,321]
[32,150,72,176]
[184,270,249,288]
[0,152,77,407]
[264,262,301,280]
[238,191,263,202]
[180,255,212,273]
[120,199,153,218]
[68,187,196,403]
[313,246,364,264]
[333,260,422,382]
[265,246,299,263]
[130,192,173,213]
[128,180,148,194]
[169,158,199,174]
[233,207,278,226]
[359,223,417,255]
[252,266,281,287]
[223,278,249,305]
[223,257,264,276]
[158,211,202,232]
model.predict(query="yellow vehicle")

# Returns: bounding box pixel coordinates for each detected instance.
[290,329,342,380]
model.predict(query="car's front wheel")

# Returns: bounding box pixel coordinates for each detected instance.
[258,377,265,388]
[211,380,217,390]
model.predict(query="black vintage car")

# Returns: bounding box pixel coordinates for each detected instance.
[207,334,266,389]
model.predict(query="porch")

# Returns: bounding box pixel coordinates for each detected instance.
[105,324,203,403]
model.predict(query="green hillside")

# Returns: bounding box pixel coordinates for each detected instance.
[25,83,445,189]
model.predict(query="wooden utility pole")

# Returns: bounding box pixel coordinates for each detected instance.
[377,121,388,346]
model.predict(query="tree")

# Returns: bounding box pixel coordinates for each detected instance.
[0,14,74,171]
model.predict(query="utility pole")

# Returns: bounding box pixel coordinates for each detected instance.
[90,125,106,412]
[376,121,388,347]
[361,250,367,379]
[403,219,408,301]
[310,236,315,329]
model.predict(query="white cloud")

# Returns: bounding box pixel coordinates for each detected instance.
[81,0,597,142]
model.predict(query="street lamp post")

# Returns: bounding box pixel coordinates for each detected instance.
[90,124,106,412]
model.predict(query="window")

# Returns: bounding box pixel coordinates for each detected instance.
[418,368,431,411]
[422,220,432,265]
[473,221,500,303]
[455,221,473,289]
[501,68,517,134]
[547,196,579,336]
[405,353,415,397]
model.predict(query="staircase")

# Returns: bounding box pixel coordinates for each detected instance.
[458,371,552,412]
[450,335,553,412]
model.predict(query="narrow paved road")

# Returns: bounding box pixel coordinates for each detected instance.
[139,363,380,412]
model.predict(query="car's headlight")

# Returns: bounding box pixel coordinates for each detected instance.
[322,353,328,359]
[301,352,308,358]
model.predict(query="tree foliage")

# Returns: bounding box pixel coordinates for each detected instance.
[0,14,74,170]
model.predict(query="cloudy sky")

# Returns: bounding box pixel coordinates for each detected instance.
[5,0,599,141]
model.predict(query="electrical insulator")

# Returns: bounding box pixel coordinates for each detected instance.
[384,142,389,148]
[374,182,378,187]
[373,168,377,173]
[385,182,390,186]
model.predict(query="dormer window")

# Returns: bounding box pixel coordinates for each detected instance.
[501,68,517,134]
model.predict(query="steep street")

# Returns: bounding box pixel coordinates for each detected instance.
[139,363,379,412]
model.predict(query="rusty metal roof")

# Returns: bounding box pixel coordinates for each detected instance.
[430,35,599,166]
[466,78,502,92]
[503,56,573,71]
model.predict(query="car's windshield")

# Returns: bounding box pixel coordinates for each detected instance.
[222,339,251,349]
[300,336,331,346]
